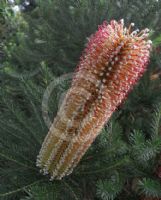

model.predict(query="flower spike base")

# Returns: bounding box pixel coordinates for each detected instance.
[36,20,152,180]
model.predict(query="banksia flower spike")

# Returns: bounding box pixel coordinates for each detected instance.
[37,19,152,180]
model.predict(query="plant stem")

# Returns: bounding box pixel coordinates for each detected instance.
[0,179,43,197]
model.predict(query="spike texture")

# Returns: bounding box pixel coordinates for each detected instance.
[37,20,152,180]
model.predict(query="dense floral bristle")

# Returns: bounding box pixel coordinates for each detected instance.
[36,20,152,180]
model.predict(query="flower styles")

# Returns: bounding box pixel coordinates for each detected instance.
[37,19,152,180]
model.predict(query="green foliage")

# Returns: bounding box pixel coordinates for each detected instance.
[96,172,124,200]
[153,33,161,47]
[2,0,161,77]
[138,178,161,198]
[118,70,161,134]
[0,70,161,199]
[130,130,161,164]
[1,0,161,199]
[20,183,60,200]
[150,102,161,138]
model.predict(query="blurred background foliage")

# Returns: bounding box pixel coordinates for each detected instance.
[0,0,161,199]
